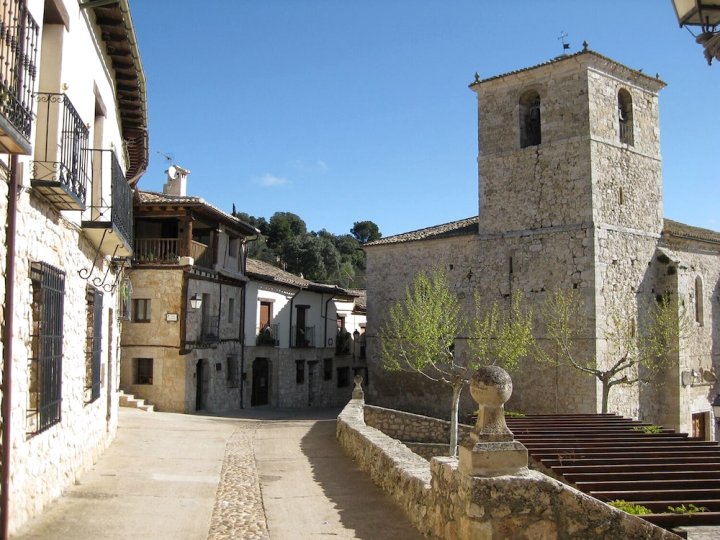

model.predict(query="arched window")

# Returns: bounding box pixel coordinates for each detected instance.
[618,89,634,145]
[695,275,704,325]
[519,90,541,148]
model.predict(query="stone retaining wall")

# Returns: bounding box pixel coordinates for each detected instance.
[338,399,678,539]
[363,404,471,443]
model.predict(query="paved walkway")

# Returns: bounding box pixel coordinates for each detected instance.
[13,407,421,540]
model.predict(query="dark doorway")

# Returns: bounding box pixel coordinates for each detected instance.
[196,359,208,411]
[252,357,269,406]
[692,412,707,440]
[308,360,318,406]
[295,306,308,347]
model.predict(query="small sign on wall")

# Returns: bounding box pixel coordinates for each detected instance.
[166,313,179,322]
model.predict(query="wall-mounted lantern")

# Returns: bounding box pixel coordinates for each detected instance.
[671,0,720,64]
[712,394,720,421]
[189,293,203,310]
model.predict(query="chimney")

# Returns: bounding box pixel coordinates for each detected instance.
[163,164,190,196]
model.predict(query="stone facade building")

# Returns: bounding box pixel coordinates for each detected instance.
[244,258,366,408]
[365,49,720,439]
[120,169,258,413]
[0,0,147,533]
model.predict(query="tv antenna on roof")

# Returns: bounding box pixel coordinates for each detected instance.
[157,151,174,162]
[558,31,570,54]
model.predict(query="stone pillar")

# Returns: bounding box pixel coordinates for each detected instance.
[458,366,528,477]
[352,375,364,400]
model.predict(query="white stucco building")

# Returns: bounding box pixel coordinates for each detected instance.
[0,0,147,533]
[244,259,366,407]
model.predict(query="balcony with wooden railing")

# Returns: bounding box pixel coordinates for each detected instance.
[0,0,38,154]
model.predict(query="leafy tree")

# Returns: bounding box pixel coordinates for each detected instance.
[267,212,307,250]
[538,289,687,414]
[350,220,381,244]
[378,268,533,457]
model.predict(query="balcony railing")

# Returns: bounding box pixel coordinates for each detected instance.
[81,150,133,257]
[291,325,315,348]
[31,92,89,210]
[134,238,179,263]
[0,0,38,154]
[191,240,213,268]
[256,323,279,346]
[201,315,220,344]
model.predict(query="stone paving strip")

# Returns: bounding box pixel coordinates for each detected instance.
[207,423,269,540]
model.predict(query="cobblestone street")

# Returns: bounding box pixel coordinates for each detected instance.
[13,407,420,540]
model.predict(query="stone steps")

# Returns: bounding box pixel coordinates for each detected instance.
[118,390,155,412]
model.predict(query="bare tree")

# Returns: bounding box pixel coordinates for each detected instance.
[378,268,533,456]
[538,289,687,413]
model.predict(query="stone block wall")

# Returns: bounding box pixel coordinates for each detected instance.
[338,399,678,540]
[6,189,121,533]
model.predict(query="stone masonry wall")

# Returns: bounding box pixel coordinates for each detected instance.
[7,189,121,533]
[366,231,598,418]
[338,399,678,540]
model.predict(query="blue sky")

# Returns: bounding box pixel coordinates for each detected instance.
[130,1,718,237]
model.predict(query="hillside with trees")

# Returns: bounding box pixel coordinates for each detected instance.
[232,206,380,289]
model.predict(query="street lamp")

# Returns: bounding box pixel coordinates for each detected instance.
[713,393,720,420]
[353,329,360,360]
[189,293,203,310]
[671,0,720,64]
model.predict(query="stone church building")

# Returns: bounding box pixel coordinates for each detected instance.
[364,48,719,439]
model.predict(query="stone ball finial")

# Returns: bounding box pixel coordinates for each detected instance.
[469,365,512,408]
[469,365,514,443]
[459,365,528,477]
[352,374,364,400]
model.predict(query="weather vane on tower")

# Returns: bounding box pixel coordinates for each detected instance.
[558,31,570,54]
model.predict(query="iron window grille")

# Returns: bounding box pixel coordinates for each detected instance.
[27,262,65,435]
[0,0,39,146]
[134,358,153,385]
[85,286,103,404]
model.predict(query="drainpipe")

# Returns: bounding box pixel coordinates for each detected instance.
[238,234,258,409]
[1,155,19,540]
[323,292,336,350]
[287,287,303,348]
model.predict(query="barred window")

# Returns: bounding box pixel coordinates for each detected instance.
[337,366,350,388]
[85,286,103,404]
[28,262,65,435]
[134,358,153,385]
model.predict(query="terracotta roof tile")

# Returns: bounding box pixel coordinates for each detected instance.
[137,190,258,235]
[246,258,363,298]
[663,219,720,245]
[365,217,478,247]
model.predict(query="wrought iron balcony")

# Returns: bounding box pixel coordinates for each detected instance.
[81,150,133,258]
[31,92,89,210]
[256,324,279,346]
[291,325,315,348]
[0,0,38,154]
